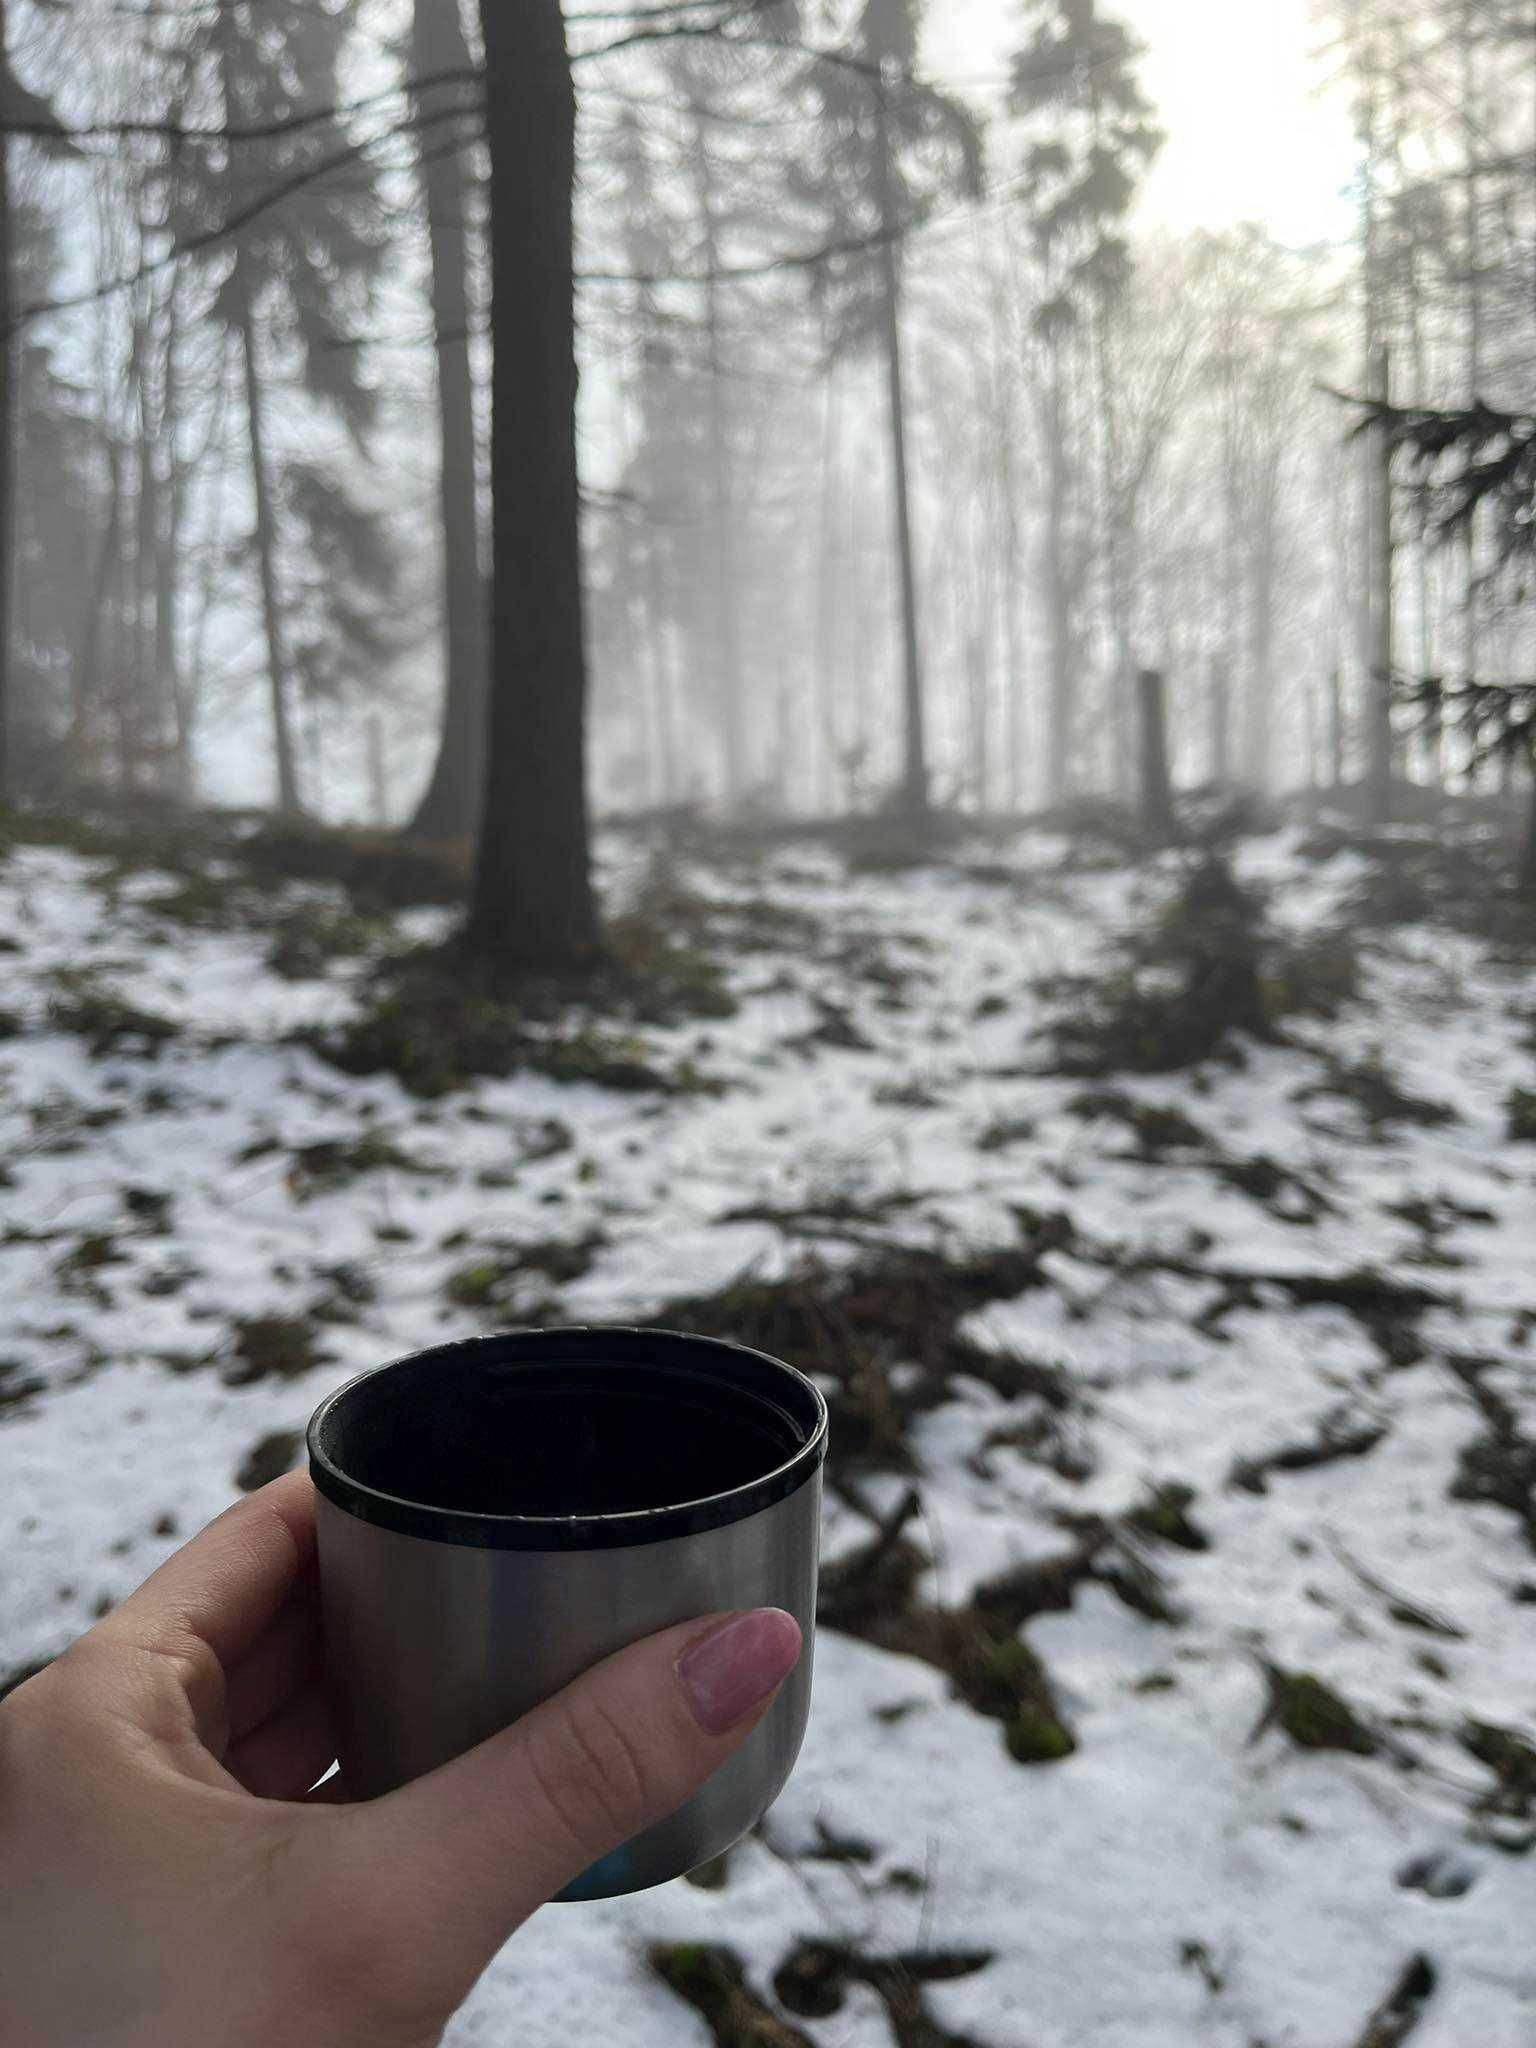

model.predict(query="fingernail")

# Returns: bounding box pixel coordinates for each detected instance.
[676,1609,802,1735]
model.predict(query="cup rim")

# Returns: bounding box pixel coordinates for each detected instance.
[306,1325,828,1551]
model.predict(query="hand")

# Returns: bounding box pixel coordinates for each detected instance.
[0,1472,801,2048]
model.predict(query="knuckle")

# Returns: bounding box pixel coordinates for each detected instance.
[527,1691,656,1855]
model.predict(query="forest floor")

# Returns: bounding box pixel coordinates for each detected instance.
[2,805,1535,2047]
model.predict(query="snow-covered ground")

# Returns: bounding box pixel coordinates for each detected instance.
[2,821,1534,2046]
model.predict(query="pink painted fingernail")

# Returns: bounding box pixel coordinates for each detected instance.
[676,1609,802,1735]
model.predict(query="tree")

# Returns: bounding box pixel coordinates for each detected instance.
[795,2,981,821]
[174,0,388,815]
[404,0,486,844]
[464,0,597,972]
[1008,0,1161,803]
[0,13,76,797]
[1366,395,1536,881]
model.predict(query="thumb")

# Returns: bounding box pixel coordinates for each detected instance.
[338,1607,800,1962]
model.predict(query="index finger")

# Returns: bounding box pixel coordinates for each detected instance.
[100,1470,317,1672]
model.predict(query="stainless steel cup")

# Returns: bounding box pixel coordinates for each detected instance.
[306,1326,826,1900]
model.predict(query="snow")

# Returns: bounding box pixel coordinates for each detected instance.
[2,823,1534,2046]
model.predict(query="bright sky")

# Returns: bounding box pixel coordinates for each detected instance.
[927,0,1360,248]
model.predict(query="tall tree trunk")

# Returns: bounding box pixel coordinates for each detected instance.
[1209,653,1230,785]
[1366,342,1394,825]
[406,0,486,844]
[815,366,841,816]
[1327,665,1345,790]
[999,473,1022,812]
[238,308,301,816]
[874,89,927,823]
[966,630,987,812]
[366,712,389,825]
[467,0,596,972]
[1520,762,1536,896]
[1136,668,1173,840]
[691,104,745,804]
[160,288,192,801]
[642,528,675,807]
[1043,335,1071,807]
[0,5,14,802]
[1244,519,1275,790]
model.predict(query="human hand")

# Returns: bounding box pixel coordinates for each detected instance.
[0,1471,801,2048]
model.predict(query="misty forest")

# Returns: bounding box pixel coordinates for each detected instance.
[3,0,1536,2041]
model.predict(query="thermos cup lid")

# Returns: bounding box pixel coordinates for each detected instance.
[307,1326,828,1552]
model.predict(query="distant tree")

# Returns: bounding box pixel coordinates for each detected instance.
[794,0,981,821]
[175,0,388,816]
[403,0,486,845]
[464,0,597,971]
[1008,0,1161,800]
[8,195,97,789]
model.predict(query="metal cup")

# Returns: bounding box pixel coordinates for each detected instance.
[306,1326,826,1900]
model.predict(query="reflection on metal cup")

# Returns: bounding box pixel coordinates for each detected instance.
[307,1326,826,1900]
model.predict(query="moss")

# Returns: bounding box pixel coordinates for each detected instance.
[1261,928,1360,1019]
[1262,1665,1378,1755]
[1005,1706,1077,1763]
[1066,1088,1210,1156]
[223,1316,331,1387]
[1507,1088,1536,1144]
[1461,1720,1536,1813]
[234,1429,303,1493]
[320,955,720,1100]
[1126,1482,1209,1552]
[1303,1054,1456,1134]
[46,973,180,1058]
[122,1185,173,1231]
[650,1944,813,2048]
[141,871,248,930]
[444,1235,600,1313]
[265,902,388,980]
[286,1130,435,1196]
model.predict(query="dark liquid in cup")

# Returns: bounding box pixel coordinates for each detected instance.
[325,1358,803,1518]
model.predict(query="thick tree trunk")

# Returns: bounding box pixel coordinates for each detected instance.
[1137,668,1174,840]
[239,309,301,816]
[1520,763,1536,896]
[406,0,486,844]
[0,16,13,803]
[1043,347,1072,807]
[875,93,926,823]
[467,0,596,972]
